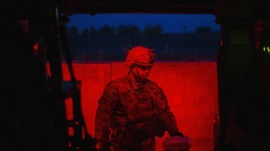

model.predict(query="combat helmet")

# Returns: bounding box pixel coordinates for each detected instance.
[125,46,156,67]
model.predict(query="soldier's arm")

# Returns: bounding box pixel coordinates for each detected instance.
[155,86,180,134]
[95,82,118,150]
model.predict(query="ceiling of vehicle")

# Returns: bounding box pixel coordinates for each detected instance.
[60,0,218,15]
[58,0,269,20]
[8,0,268,21]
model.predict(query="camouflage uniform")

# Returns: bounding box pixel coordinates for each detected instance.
[95,75,179,151]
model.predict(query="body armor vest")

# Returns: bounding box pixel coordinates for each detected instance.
[110,76,165,149]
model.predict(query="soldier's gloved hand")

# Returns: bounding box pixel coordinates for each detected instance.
[169,131,184,137]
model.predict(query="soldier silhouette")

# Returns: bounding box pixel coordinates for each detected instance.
[95,46,184,151]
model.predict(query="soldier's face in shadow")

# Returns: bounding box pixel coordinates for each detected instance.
[131,65,153,82]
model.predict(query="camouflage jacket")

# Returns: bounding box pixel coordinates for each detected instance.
[95,75,179,150]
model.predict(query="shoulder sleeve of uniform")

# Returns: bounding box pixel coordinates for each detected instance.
[99,77,131,105]
[98,81,117,104]
[146,80,166,100]
[146,80,161,91]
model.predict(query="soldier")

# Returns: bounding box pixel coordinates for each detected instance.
[95,46,184,151]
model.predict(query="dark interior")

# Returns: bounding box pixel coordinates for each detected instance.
[2,0,270,150]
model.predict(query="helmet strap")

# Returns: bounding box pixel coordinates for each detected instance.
[135,65,143,83]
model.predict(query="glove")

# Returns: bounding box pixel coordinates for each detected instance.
[169,131,184,137]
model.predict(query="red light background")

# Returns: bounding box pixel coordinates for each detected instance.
[49,61,218,150]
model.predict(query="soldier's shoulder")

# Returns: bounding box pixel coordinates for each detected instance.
[112,77,129,85]
[146,79,162,90]
[147,79,159,85]
[106,77,130,89]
